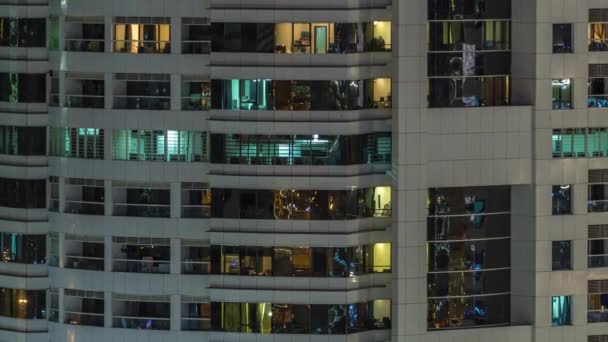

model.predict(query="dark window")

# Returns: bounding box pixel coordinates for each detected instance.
[0,233,45,264]
[552,240,572,270]
[0,18,46,47]
[427,0,511,20]
[552,185,572,215]
[0,73,46,103]
[428,294,510,330]
[428,186,511,216]
[0,178,45,208]
[0,126,46,156]
[427,186,511,330]
[428,76,510,108]
[553,24,572,53]
[427,238,510,272]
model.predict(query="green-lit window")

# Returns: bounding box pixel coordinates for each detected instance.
[587,128,608,157]
[48,17,60,50]
[48,232,59,267]
[552,129,563,158]
[113,130,207,162]
[49,127,104,159]
[552,295,571,326]
[573,128,586,157]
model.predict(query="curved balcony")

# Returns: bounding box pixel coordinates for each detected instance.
[0,46,47,63]
[0,316,47,333]
[49,267,211,297]
[209,273,391,291]
[48,158,211,184]
[209,0,391,10]
[49,324,388,342]
[209,118,391,135]
[48,107,209,131]
[210,51,390,68]
[49,213,210,239]
[209,163,390,177]
[49,51,209,75]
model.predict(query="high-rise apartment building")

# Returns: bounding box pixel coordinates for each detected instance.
[0,0,606,341]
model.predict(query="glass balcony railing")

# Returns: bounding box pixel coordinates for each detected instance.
[112,258,170,273]
[65,311,105,327]
[113,96,170,110]
[64,39,105,52]
[112,317,170,330]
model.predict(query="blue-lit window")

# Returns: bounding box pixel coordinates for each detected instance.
[552,295,571,326]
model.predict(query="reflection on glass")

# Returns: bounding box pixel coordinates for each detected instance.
[212,22,391,54]
[211,244,390,277]
[427,294,509,329]
[552,79,572,109]
[427,0,511,20]
[210,301,390,334]
[552,185,572,215]
[211,79,391,110]
[211,187,391,220]
[0,233,45,264]
[0,18,46,47]
[427,186,511,330]
[0,288,45,319]
[552,296,571,326]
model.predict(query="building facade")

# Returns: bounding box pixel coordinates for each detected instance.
[0,0,606,341]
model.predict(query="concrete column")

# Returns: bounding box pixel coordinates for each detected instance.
[104,180,113,216]
[104,16,112,53]
[170,294,180,331]
[170,182,181,218]
[58,288,65,325]
[104,292,112,328]
[171,17,181,55]
[104,73,113,110]
[58,232,65,268]
[392,0,429,340]
[58,70,65,108]
[104,235,113,272]
[57,16,65,52]
[170,238,181,275]
[58,176,65,213]
[104,127,112,161]
[171,74,181,111]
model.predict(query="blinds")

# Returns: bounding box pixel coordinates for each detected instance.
[49,127,104,159]
[589,224,608,239]
[589,279,608,294]
[112,129,207,162]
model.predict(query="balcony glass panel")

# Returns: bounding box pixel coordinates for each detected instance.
[64,289,104,327]
[211,187,391,220]
[113,18,170,54]
[112,237,170,273]
[64,234,104,271]
[64,19,104,52]
[112,295,170,330]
